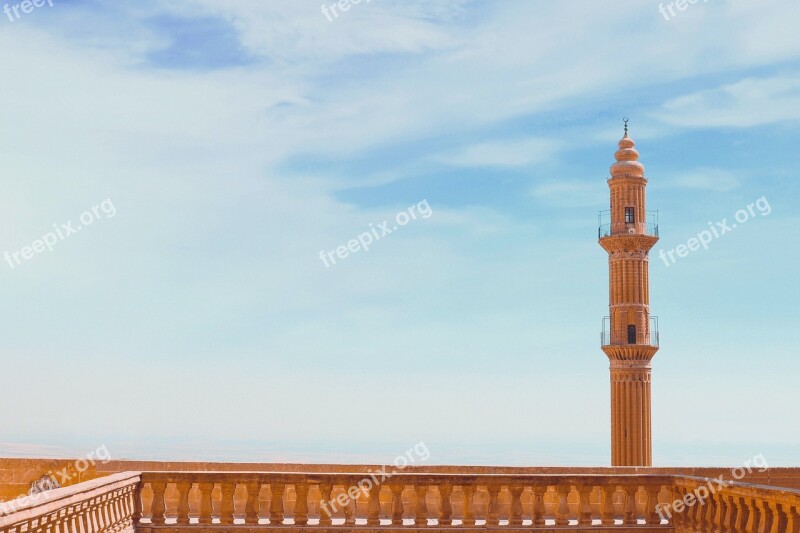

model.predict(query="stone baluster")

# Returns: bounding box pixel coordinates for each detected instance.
[198,482,214,525]
[531,485,547,526]
[623,485,638,525]
[367,483,382,526]
[745,497,760,532]
[439,483,453,526]
[733,495,749,533]
[600,486,616,525]
[712,492,726,533]
[756,499,772,533]
[461,485,475,526]
[150,481,167,526]
[293,482,309,526]
[391,484,404,525]
[722,493,736,531]
[646,485,662,525]
[175,481,192,525]
[132,483,143,526]
[486,484,500,526]
[577,485,592,525]
[343,487,355,526]
[784,503,800,533]
[220,481,236,525]
[318,483,333,526]
[245,482,261,525]
[509,484,523,526]
[414,485,428,527]
[270,482,285,525]
[701,490,715,531]
[555,485,571,526]
[768,501,785,533]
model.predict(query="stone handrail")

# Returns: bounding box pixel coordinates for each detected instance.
[136,472,673,529]
[670,476,800,533]
[0,470,140,533]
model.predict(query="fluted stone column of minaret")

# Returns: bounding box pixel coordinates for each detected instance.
[599,125,659,467]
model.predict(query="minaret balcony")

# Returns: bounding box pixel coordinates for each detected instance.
[601,316,659,348]
[598,210,659,239]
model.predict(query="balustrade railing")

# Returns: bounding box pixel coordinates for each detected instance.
[0,471,140,533]
[3,470,800,532]
[134,472,672,529]
[669,476,800,533]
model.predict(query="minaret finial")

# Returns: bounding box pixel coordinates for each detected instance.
[623,117,629,137]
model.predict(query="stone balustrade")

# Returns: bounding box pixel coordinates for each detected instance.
[670,476,800,533]
[3,470,800,532]
[135,472,673,530]
[0,471,140,533]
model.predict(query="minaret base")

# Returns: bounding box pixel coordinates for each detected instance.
[610,361,652,467]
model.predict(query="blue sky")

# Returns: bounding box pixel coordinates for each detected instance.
[0,0,799,466]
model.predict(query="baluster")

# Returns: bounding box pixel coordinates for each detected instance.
[768,501,785,533]
[577,485,592,525]
[132,482,143,526]
[757,499,772,533]
[90,496,103,531]
[343,485,355,526]
[712,492,726,533]
[746,497,760,532]
[507,484,522,526]
[198,482,214,525]
[270,482,285,525]
[486,484,500,526]
[704,491,716,532]
[367,483,382,526]
[531,486,546,526]
[245,482,261,525]
[623,485,638,525]
[390,484,404,525]
[734,496,749,533]
[784,503,800,533]
[176,481,192,525]
[101,493,112,529]
[150,481,167,526]
[555,485,570,526]
[645,485,662,525]
[412,485,427,527]
[294,482,310,526]
[81,500,92,532]
[439,483,453,526]
[461,485,475,526]
[723,494,736,531]
[317,483,333,526]
[600,486,616,525]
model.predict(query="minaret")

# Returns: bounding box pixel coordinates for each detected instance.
[599,119,659,467]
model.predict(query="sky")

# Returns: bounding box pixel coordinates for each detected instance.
[0,0,799,467]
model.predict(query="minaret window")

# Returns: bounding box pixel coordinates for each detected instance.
[625,207,635,224]
[627,325,637,344]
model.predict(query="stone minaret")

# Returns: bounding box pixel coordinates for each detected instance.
[599,120,659,466]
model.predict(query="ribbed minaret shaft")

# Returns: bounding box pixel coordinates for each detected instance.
[599,126,659,467]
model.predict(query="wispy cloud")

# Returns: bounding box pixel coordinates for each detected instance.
[667,168,742,192]
[432,137,560,168]
[655,74,800,128]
